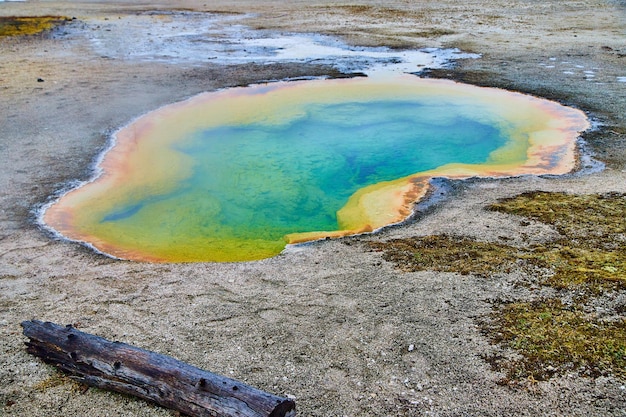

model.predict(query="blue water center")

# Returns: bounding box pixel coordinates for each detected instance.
[128,100,505,242]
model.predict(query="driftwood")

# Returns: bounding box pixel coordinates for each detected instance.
[21,320,295,417]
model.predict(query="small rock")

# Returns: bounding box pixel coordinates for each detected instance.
[37,78,44,82]
[408,344,415,352]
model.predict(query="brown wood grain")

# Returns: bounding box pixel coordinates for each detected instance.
[22,320,295,417]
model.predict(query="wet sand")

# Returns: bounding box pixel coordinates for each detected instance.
[1,1,626,415]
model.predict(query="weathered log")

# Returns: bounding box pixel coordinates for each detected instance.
[21,320,295,417]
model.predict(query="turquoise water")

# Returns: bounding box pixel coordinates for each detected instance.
[103,99,506,243]
[42,76,589,262]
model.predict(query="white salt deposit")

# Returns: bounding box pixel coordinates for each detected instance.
[62,11,478,76]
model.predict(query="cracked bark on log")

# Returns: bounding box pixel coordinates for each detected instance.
[22,320,296,417]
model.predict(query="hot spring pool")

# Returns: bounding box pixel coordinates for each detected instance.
[42,76,589,262]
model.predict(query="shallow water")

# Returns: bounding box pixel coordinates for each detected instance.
[43,76,589,262]
[69,10,476,72]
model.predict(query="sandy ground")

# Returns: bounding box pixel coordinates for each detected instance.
[1,1,625,416]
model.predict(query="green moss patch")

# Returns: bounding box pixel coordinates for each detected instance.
[372,192,625,292]
[491,191,626,292]
[490,191,626,251]
[370,191,626,382]
[370,235,525,277]
[486,299,626,382]
[0,16,69,37]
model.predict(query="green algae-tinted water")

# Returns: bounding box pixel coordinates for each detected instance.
[43,76,589,262]
[152,101,502,235]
